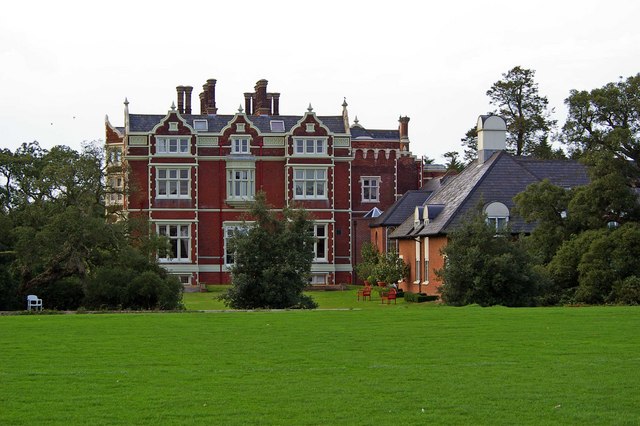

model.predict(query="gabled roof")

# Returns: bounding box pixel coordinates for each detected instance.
[391,151,590,239]
[127,114,348,134]
[370,188,433,227]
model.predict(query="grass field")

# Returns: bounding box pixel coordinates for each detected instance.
[1,288,639,425]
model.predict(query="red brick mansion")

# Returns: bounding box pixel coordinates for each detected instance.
[105,78,437,289]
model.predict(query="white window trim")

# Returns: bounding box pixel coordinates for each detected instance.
[156,167,191,199]
[231,135,251,154]
[155,137,191,155]
[226,168,255,201]
[169,122,179,131]
[223,222,252,266]
[193,120,208,132]
[293,167,328,200]
[414,240,421,284]
[361,176,381,203]
[293,137,327,156]
[270,120,285,132]
[157,223,191,263]
[424,237,429,284]
[312,223,328,262]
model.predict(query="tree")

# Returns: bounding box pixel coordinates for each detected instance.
[514,179,574,263]
[0,141,182,310]
[443,151,464,172]
[220,192,317,309]
[436,208,542,307]
[487,66,557,156]
[460,126,478,164]
[562,73,640,177]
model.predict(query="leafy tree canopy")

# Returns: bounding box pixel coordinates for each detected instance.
[461,66,558,159]
[562,73,640,173]
[220,192,317,309]
[436,207,542,307]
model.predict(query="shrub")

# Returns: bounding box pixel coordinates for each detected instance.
[610,276,640,305]
[0,264,21,311]
[404,292,438,303]
[28,277,85,310]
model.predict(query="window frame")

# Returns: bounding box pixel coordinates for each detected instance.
[224,223,251,266]
[156,167,191,199]
[312,223,328,262]
[193,120,208,132]
[231,136,251,154]
[156,137,190,155]
[293,167,327,200]
[157,223,190,262]
[361,176,380,202]
[293,138,327,156]
[226,168,255,200]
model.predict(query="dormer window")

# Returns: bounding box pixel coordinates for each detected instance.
[270,120,285,132]
[193,120,208,132]
[485,202,509,231]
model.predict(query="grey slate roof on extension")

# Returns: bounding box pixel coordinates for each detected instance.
[128,114,347,134]
[390,151,589,239]
[370,188,434,227]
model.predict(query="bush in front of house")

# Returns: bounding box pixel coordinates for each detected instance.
[404,292,438,303]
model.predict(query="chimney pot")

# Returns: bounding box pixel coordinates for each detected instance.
[184,86,193,114]
[205,79,218,114]
[176,86,185,114]
[254,79,270,116]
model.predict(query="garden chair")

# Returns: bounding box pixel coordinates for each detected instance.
[27,295,43,311]
[380,288,397,304]
[357,285,372,301]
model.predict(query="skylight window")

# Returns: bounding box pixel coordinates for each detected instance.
[270,120,285,132]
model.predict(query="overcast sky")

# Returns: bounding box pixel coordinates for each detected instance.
[1,0,639,163]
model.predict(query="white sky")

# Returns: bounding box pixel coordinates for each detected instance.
[1,0,639,163]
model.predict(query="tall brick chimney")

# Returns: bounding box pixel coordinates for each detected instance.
[244,93,253,115]
[184,86,193,114]
[399,116,410,151]
[254,79,270,116]
[176,86,185,114]
[199,89,206,115]
[206,79,217,114]
[270,93,280,115]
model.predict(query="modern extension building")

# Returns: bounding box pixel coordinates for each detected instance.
[105,78,433,289]
[385,115,590,296]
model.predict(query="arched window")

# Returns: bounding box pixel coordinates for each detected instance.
[485,202,509,231]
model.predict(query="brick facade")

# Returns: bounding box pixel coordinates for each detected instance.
[105,79,424,289]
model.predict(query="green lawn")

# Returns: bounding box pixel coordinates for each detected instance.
[1,294,639,425]
[182,285,417,310]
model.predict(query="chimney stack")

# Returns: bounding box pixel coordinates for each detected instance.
[206,79,217,114]
[184,86,193,114]
[254,79,270,116]
[271,93,280,115]
[399,116,410,151]
[477,115,507,163]
[176,86,185,114]
[244,93,253,115]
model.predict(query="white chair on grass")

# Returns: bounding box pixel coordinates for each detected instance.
[27,295,43,311]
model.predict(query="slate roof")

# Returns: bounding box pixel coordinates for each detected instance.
[390,151,590,239]
[350,126,400,140]
[128,114,347,134]
[370,188,433,227]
